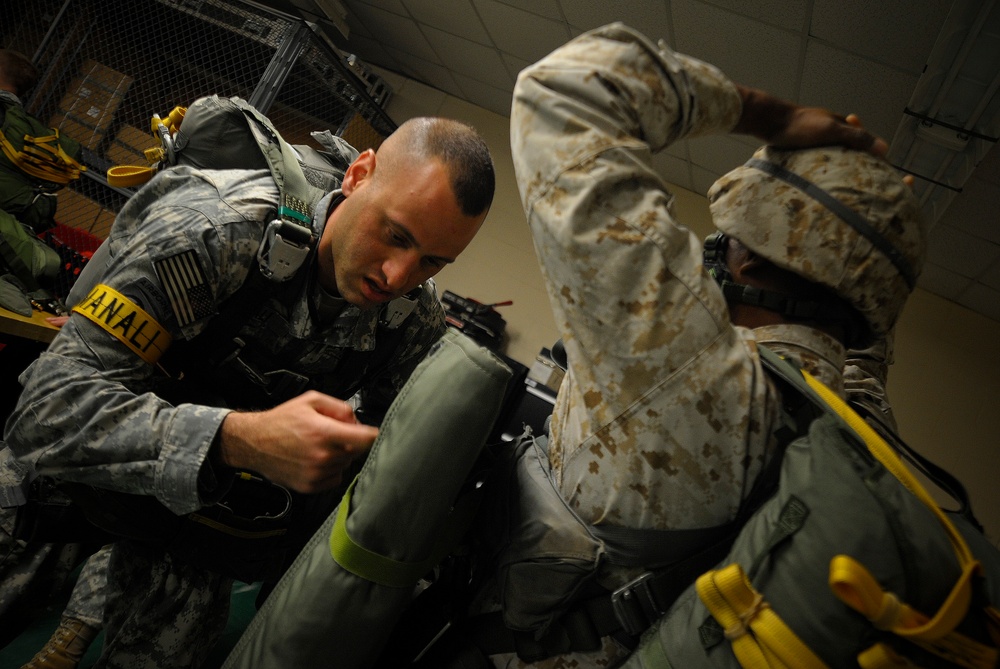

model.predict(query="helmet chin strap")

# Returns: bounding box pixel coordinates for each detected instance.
[703,232,870,348]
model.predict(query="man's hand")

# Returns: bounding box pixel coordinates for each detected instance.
[218,391,379,493]
[734,85,888,157]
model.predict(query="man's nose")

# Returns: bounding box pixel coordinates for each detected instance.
[383,252,420,291]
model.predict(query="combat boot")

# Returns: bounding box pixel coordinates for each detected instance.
[20,617,98,669]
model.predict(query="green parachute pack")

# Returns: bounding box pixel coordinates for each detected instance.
[371,347,1000,669]
[0,99,84,230]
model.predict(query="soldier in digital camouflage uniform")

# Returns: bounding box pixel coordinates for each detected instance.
[484,22,926,668]
[1,114,495,669]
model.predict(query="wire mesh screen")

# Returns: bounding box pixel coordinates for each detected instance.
[2,0,394,285]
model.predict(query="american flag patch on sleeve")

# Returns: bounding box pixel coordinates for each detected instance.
[153,250,214,327]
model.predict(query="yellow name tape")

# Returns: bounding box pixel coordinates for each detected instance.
[73,284,172,364]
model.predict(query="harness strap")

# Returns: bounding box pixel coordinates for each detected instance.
[696,563,828,669]
[0,125,85,184]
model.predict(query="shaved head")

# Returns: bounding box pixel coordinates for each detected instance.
[375,117,495,218]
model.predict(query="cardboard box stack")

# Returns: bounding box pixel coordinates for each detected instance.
[55,188,115,240]
[49,59,134,151]
[106,124,156,168]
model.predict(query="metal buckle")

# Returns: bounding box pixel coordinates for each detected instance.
[256,219,312,282]
[611,572,661,636]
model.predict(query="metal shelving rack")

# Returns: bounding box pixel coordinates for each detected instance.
[2,0,395,239]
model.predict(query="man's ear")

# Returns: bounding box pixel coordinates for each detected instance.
[341,149,376,196]
[725,237,763,280]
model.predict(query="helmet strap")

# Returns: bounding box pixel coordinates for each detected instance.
[718,280,869,348]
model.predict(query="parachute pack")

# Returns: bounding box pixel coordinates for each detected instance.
[375,347,1000,669]
[0,100,85,232]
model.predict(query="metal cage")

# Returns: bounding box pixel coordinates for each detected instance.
[2,0,394,247]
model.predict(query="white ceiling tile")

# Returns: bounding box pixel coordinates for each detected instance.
[384,77,450,120]
[401,0,491,45]
[811,0,948,74]
[556,0,670,39]
[421,25,513,87]
[691,164,722,197]
[652,151,693,192]
[800,41,919,142]
[917,262,974,301]
[501,52,534,81]
[697,0,808,32]
[956,281,1000,323]
[344,2,441,62]
[671,0,800,101]
[973,145,1000,187]
[451,71,514,117]
[346,0,407,17]
[472,0,572,63]
[982,258,1000,292]
[665,138,690,161]
[340,32,409,74]
[342,4,375,38]
[926,223,1000,278]
[494,0,562,21]
[686,135,756,176]
[937,176,1000,245]
[384,46,465,97]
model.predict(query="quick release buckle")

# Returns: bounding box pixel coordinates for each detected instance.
[256,218,314,282]
[611,571,662,637]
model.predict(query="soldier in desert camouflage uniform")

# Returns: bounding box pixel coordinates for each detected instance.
[1,114,495,669]
[481,22,926,668]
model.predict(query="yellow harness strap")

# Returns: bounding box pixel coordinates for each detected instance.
[0,128,85,184]
[696,563,828,669]
[105,106,185,188]
[803,373,998,668]
[857,643,924,668]
[106,164,155,188]
[696,364,999,668]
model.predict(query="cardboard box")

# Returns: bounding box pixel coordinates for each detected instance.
[91,207,116,240]
[106,124,156,167]
[49,111,105,151]
[77,59,133,98]
[55,59,134,146]
[339,112,383,152]
[55,188,100,230]
[116,124,155,153]
[53,188,115,240]
[105,140,144,167]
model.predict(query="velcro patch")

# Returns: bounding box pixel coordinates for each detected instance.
[153,250,214,327]
[73,284,172,364]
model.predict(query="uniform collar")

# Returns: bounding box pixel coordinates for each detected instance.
[751,323,846,397]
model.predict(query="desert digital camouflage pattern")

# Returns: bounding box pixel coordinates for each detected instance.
[709,146,928,339]
[502,22,919,667]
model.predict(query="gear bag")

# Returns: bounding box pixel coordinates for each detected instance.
[0,100,84,231]
[619,348,1000,669]
[394,347,1000,668]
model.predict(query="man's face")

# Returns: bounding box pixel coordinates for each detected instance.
[317,149,485,310]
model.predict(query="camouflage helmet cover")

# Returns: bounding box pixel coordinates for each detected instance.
[707,145,929,339]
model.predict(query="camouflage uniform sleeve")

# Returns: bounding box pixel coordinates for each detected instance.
[356,279,447,423]
[511,24,772,530]
[3,168,275,515]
